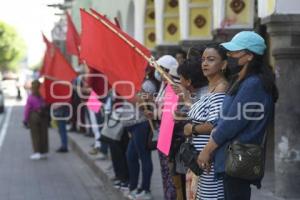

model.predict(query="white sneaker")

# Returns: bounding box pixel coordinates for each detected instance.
[121,187,130,197]
[40,154,48,159]
[135,190,152,200]
[97,152,108,160]
[127,189,137,200]
[30,153,41,160]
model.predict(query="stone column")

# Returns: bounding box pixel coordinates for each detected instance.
[262,14,300,199]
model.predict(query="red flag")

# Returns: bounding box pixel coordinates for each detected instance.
[49,46,77,82]
[40,34,54,75]
[39,35,77,103]
[80,9,150,98]
[41,34,77,81]
[66,12,80,56]
[39,79,73,104]
[87,68,109,99]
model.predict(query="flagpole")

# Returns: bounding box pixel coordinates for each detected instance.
[89,11,175,85]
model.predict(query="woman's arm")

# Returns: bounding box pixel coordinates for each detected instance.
[183,122,213,136]
[212,77,265,146]
[197,136,219,172]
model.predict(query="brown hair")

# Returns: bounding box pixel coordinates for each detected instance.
[31,80,41,96]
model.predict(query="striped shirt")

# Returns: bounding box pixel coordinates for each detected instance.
[188,92,225,200]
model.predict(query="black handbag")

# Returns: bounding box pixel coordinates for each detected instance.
[225,130,268,181]
[179,137,202,176]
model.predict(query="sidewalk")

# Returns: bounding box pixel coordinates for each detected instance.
[68,131,286,200]
[68,132,164,200]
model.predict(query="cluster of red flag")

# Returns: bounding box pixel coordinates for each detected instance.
[40,8,151,103]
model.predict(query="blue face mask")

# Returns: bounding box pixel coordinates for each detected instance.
[154,70,162,82]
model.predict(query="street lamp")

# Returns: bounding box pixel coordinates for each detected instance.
[47,3,72,10]
[47,0,74,10]
[47,0,73,55]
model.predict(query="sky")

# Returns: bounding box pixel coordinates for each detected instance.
[0,0,64,67]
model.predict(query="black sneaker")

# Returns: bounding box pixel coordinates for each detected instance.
[120,182,129,190]
[56,147,69,153]
[113,180,121,189]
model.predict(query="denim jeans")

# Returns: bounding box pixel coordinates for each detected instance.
[223,175,251,200]
[57,120,68,149]
[99,141,108,154]
[126,121,153,191]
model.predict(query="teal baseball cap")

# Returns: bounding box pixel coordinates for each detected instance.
[221,31,266,55]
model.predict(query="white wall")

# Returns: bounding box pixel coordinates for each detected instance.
[134,0,146,43]
[213,0,225,29]
[259,0,300,19]
[258,0,270,18]
[276,0,300,14]
[179,0,189,40]
[155,0,164,45]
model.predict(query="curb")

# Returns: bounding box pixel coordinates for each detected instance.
[68,133,128,200]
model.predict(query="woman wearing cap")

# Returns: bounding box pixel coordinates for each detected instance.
[197,31,278,200]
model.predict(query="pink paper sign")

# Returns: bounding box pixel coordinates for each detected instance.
[157,84,179,156]
[87,91,102,113]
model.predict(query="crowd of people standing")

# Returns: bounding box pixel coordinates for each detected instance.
[23,31,278,200]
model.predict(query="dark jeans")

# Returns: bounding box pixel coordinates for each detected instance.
[126,121,153,191]
[223,175,251,200]
[57,120,68,149]
[109,133,129,182]
[96,111,108,154]
[100,141,108,154]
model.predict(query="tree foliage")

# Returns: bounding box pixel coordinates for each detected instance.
[0,21,27,71]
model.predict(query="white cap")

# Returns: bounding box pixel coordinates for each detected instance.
[156,55,179,77]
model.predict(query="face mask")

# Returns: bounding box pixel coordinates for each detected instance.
[154,70,162,82]
[227,57,244,75]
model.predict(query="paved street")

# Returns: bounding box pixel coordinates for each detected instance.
[0,100,117,200]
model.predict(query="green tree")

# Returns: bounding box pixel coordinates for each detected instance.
[0,21,27,72]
